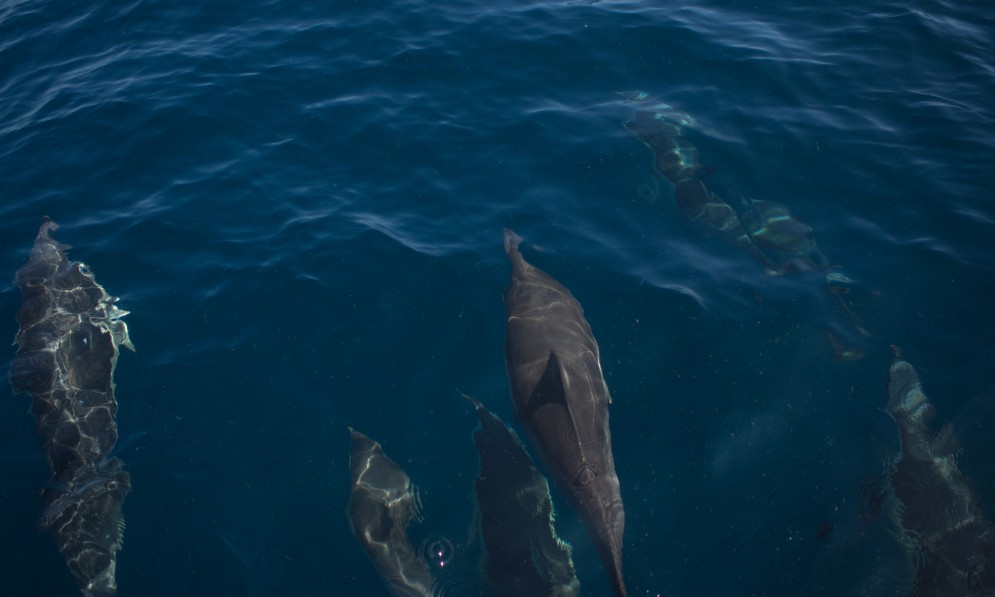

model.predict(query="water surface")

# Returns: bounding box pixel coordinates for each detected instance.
[2,0,994,595]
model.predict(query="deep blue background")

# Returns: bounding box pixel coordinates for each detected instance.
[2,0,994,595]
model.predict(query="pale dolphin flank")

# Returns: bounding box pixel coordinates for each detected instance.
[502,229,627,597]
[885,359,995,595]
[346,428,435,597]
[10,217,133,597]
[463,394,580,597]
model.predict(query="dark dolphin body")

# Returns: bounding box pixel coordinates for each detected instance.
[885,359,995,596]
[346,428,436,597]
[464,394,580,597]
[502,229,626,597]
[10,218,132,597]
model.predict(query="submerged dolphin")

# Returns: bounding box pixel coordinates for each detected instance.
[623,109,832,275]
[10,218,133,597]
[884,359,995,595]
[623,110,777,271]
[624,105,870,360]
[346,428,436,597]
[502,229,627,597]
[464,394,580,597]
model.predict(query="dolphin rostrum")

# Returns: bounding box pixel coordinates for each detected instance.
[10,218,133,596]
[346,428,435,597]
[502,229,627,596]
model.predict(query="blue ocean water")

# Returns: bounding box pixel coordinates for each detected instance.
[2,0,994,595]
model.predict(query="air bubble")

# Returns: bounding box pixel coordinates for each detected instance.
[420,534,454,569]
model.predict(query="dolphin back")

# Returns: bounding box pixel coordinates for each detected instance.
[502,230,627,596]
[11,218,132,597]
[885,359,995,595]
[346,428,436,597]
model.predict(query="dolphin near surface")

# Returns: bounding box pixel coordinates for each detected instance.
[10,218,133,597]
[502,229,627,597]
[346,428,436,597]
[884,359,995,596]
[464,394,581,597]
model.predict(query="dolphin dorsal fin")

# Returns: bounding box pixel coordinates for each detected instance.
[522,352,583,442]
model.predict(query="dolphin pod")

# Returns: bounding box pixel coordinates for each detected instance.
[10,181,993,596]
[884,359,995,595]
[347,229,625,596]
[503,229,627,597]
[10,218,133,597]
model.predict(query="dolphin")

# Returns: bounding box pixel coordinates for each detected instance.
[624,105,872,360]
[502,229,627,597]
[346,428,436,597]
[464,394,580,597]
[623,109,842,276]
[623,110,777,272]
[884,358,995,595]
[10,218,132,597]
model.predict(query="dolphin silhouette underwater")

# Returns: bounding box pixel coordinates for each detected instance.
[624,105,871,360]
[502,228,627,597]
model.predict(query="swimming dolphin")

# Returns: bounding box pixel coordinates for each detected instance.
[10,218,132,597]
[624,105,871,359]
[884,358,995,595]
[502,229,627,597]
[623,109,841,275]
[346,428,436,597]
[464,394,580,597]
[623,110,777,271]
